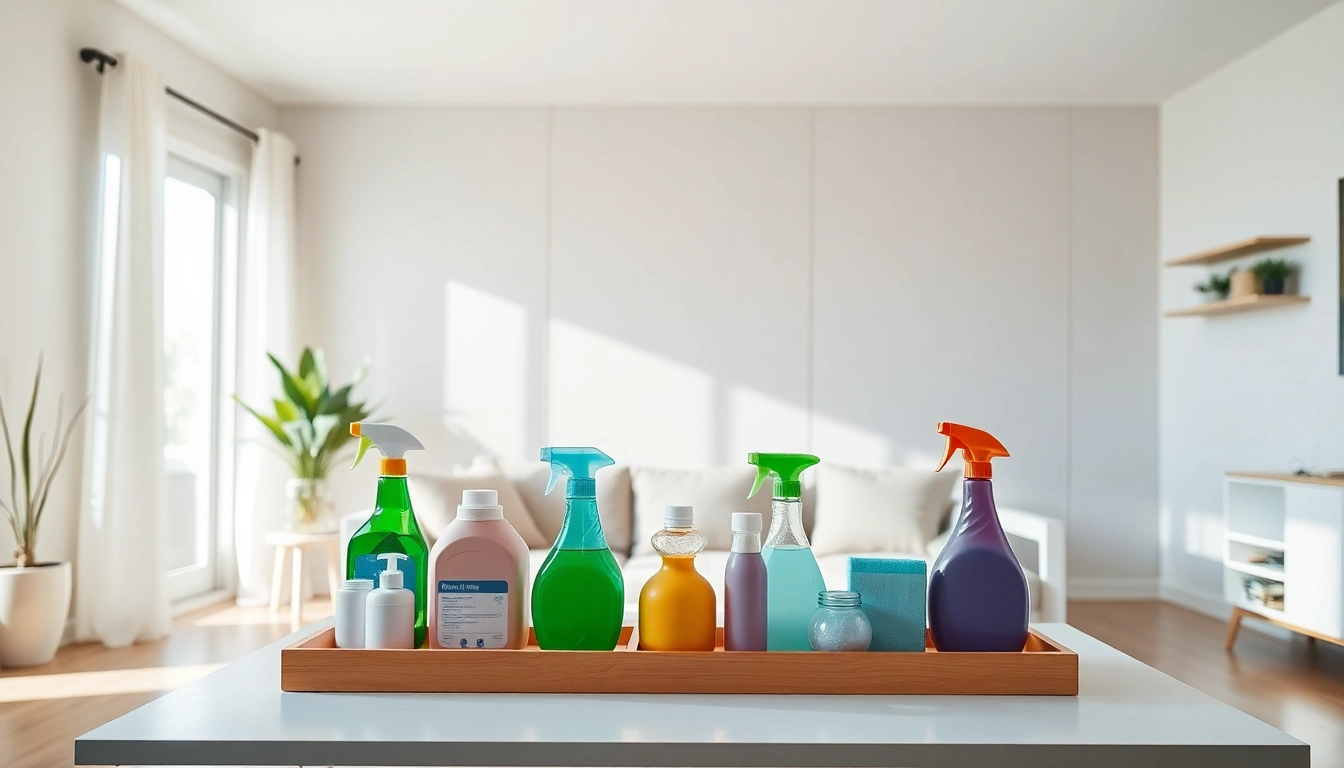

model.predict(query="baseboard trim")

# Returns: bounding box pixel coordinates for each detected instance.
[1159,582,1230,619]
[1069,577,1160,599]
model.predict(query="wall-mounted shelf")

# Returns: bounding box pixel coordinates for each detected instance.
[1163,294,1309,318]
[1164,235,1311,267]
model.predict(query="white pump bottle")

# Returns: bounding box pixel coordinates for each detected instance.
[365,552,415,649]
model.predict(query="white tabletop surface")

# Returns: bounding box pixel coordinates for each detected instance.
[75,622,1307,768]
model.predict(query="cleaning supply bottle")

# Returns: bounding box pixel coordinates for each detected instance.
[530,447,624,650]
[638,505,716,651]
[724,511,767,651]
[929,422,1029,652]
[428,489,531,649]
[346,422,430,647]
[749,452,824,651]
[334,578,374,648]
[365,553,415,649]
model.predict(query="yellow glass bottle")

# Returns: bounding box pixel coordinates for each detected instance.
[638,505,717,651]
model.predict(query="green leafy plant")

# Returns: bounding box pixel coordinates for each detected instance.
[0,356,88,568]
[1250,258,1296,282]
[234,347,373,480]
[1194,269,1235,300]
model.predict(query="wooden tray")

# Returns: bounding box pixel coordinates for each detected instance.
[281,626,1077,696]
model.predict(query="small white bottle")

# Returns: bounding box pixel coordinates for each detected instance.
[334,578,374,648]
[365,553,415,649]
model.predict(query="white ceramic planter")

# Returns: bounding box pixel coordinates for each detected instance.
[0,561,72,667]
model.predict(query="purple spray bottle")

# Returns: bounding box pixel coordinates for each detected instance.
[928,422,1030,652]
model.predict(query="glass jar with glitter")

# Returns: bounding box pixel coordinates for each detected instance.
[808,591,872,651]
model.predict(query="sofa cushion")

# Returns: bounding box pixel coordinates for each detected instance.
[629,466,773,557]
[409,458,550,548]
[500,461,633,556]
[809,464,958,557]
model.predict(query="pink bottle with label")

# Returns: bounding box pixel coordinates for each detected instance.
[427,489,531,649]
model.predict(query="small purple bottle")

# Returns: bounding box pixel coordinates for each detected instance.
[724,512,767,651]
[928,422,1030,653]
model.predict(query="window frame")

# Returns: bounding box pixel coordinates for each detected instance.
[163,138,247,606]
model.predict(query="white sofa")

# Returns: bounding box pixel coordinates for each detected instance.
[343,461,1066,623]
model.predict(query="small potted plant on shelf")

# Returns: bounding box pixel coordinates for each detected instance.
[235,348,372,533]
[0,356,88,667]
[1194,269,1234,302]
[1250,258,1296,295]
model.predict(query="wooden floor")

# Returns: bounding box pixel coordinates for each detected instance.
[1070,600,1344,768]
[0,599,1341,767]
[0,599,333,768]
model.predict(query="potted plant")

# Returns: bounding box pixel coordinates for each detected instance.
[1250,258,1296,295]
[0,357,87,667]
[235,348,371,533]
[1194,269,1234,302]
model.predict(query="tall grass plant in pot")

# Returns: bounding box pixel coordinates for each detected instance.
[235,348,372,533]
[0,357,87,667]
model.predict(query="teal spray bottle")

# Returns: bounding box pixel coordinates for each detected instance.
[530,447,624,650]
[345,422,430,647]
[748,452,825,651]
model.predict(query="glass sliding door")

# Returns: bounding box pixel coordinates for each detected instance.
[163,155,228,602]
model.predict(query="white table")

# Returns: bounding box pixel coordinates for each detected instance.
[75,623,1307,767]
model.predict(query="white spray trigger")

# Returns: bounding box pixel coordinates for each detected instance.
[375,552,408,589]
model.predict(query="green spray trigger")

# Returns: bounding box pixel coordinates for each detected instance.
[541,447,614,496]
[747,452,820,499]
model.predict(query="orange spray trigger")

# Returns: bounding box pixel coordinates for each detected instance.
[935,422,1009,479]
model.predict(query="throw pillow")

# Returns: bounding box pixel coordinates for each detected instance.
[809,464,959,557]
[409,457,550,549]
[629,466,774,557]
[497,460,633,556]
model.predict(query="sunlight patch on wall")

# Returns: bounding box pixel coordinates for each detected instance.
[812,412,890,468]
[548,320,712,466]
[1183,506,1225,561]
[444,281,530,461]
[727,385,809,459]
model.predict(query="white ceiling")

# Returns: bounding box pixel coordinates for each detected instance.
[114,0,1337,105]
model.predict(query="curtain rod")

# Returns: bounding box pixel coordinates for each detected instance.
[79,47,300,165]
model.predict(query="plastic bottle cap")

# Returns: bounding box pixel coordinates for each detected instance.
[458,488,504,521]
[342,579,374,592]
[731,512,762,532]
[664,505,694,528]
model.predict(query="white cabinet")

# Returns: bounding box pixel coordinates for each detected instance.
[1224,472,1344,647]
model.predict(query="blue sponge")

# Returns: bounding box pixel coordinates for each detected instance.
[848,557,927,652]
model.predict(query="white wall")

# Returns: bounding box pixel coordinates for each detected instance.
[0,0,278,566]
[1160,3,1344,610]
[284,104,1159,588]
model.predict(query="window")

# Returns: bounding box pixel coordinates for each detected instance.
[163,154,236,602]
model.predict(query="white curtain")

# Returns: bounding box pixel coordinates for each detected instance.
[75,54,171,647]
[234,129,298,605]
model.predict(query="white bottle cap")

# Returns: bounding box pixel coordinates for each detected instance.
[732,512,762,532]
[458,488,504,521]
[343,579,374,592]
[664,505,694,528]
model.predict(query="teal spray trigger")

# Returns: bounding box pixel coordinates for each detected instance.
[541,447,614,496]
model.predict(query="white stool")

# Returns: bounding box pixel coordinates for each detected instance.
[265,530,341,629]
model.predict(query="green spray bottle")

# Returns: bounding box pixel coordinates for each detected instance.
[346,422,430,647]
[748,452,824,651]
[530,447,624,650]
